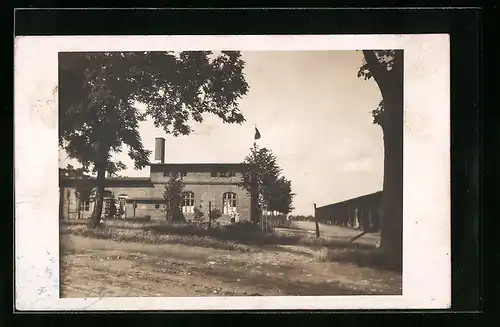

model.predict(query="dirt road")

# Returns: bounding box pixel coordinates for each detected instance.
[60,234,401,298]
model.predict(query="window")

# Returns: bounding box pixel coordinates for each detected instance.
[181,191,195,214]
[163,171,181,177]
[83,200,90,211]
[222,192,237,215]
[166,171,186,177]
[155,204,160,209]
[211,171,232,178]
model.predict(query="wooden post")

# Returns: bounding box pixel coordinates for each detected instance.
[263,204,267,232]
[59,187,64,220]
[67,189,70,219]
[314,203,320,238]
[261,204,265,232]
[208,201,212,230]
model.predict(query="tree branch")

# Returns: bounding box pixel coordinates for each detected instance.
[362,50,389,96]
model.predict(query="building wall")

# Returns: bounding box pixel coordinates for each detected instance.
[60,175,252,222]
[315,192,382,232]
[60,187,85,220]
[126,201,165,220]
[150,170,244,184]
[181,183,251,222]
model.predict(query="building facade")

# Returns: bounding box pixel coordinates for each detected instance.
[60,138,256,223]
[314,191,382,232]
[60,163,254,222]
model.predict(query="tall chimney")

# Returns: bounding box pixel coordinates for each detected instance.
[154,137,165,163]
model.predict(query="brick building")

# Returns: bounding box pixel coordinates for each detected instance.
[60,138,256,223]
[314,191,382,232]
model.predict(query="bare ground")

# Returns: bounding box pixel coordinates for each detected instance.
[60,231,401,298]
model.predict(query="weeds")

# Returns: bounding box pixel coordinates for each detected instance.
[314,247,399,272]
[62,225,253,252]
[62,220,377,250]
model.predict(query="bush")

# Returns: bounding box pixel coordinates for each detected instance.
[193,206,205,223]
[210,208,222,221]
[223,221,261,234]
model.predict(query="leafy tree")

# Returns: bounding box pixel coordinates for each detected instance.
[240,145,295,222]
[59,51,249,228]
[163,173,185,222]
[59,164,89,179]
[267,176,295,215]
[358,50,403,270]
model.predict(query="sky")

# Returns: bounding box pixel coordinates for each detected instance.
[60,50,384,216]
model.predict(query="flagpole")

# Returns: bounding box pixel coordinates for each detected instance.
[253,124,257,154]
[252,124,260,226]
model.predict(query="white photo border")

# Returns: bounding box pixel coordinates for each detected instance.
[14,34,451,310]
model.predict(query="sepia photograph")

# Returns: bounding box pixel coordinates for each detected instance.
[15,35,450,310]
[58,49,402,298]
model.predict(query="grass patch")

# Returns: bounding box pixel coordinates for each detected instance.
[62,225,253,252]
[61,220,378,253]
[145,222,304,246]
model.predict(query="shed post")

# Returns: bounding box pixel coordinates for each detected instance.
[314,202,320,238]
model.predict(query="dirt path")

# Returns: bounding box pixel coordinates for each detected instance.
[60,234,401,298]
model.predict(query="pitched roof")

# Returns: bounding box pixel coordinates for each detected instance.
[316,191,383,209]
[150,162,250,172]
[60,176,154,187]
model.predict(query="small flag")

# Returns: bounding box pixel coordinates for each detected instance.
[254,127,261,140]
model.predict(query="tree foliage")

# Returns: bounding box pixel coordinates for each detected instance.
[267,176,295,215]
[240,145,295,215]
[193,205,205,223]
[59,51,249,227]
[163,173,185,222]
[59,164,90,179]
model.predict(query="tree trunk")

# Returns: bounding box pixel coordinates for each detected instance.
[379,124,403,271]
[362,50,404,272]
[379,85,403,272]
[88,164,106,228]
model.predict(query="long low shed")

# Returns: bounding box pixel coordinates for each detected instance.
[314,191,382,232]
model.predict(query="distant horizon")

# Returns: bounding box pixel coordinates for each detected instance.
[60,50,384,216]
